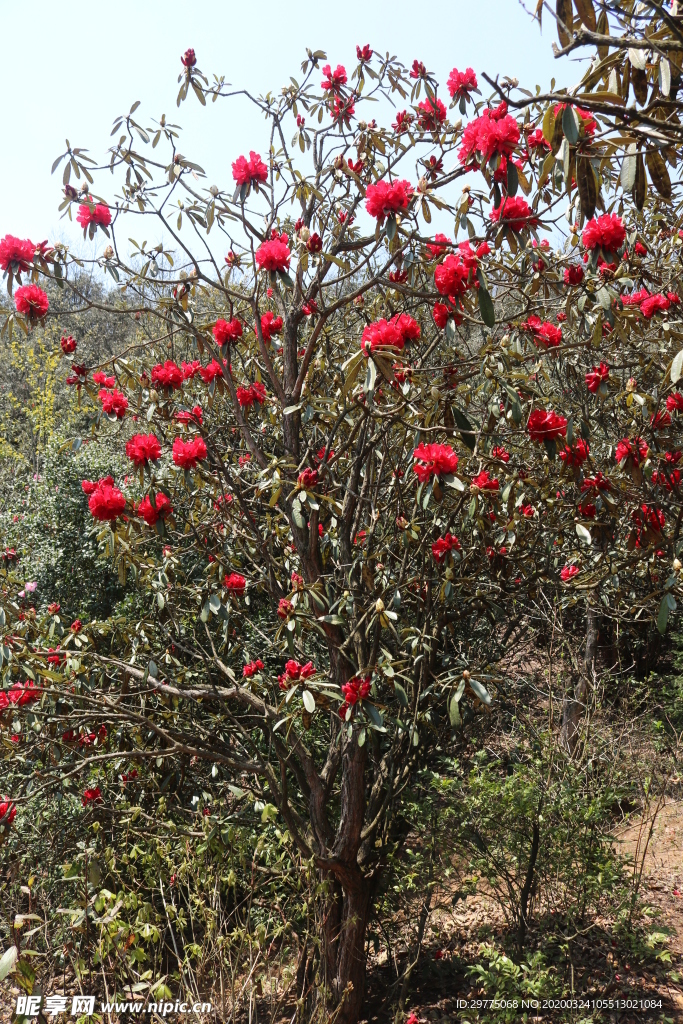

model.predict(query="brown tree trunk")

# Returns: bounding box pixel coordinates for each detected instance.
[332,879,372,1024]
[561,599,599,753]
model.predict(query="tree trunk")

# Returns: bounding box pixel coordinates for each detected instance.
[332,880,372,1024]
[561,598,599,754]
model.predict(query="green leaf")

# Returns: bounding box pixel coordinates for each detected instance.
[469,678,491,705]
[449,694,462,727]
[292,499,306,529]
[507,160,519,197]
[0,945,18,981]
[365,358,377,394]
[394,682,409,707]
[364,702,385,730]
[452,407,477,450]
[657,595,670,634]
[562,104,579,145]
[386,213,397,242]
[478,286,495,328]
[671,348,683,385]
[576,523,592,545]
[302,690,316,713]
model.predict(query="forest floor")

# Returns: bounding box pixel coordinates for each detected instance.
[363,800,683,1023]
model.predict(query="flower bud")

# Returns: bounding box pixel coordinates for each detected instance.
[626,377,637,393]
[299,226,310,243]
[375,598,385,614]
[462,669,470,681]
[102,245,114,260]
[675,558,682,572]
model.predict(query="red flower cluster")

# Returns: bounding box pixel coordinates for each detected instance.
[339,675,372,718]
[173,436,207,468]
[432,533,461,563]
[200,359,225,383]
[581,472,611,494]
[232,151,268,187]
[521,315,562,349]
[361,318,403,356]
[224,572,246,594]
[559,439,589,466]
[236,381,267,407]
[213,318,243,346]
[321,64,347,92]
[175,405,203,425]
[582,214,625,255]
[365,179,413,222]
[490,196,539,231]
[447,66,477,101]
[417,96,447,131]
[243,659,265,678]
[260,311,284,341]
[138,492,172,526]
[255,233,291,273]
[99,389,128,418]
[615,437,648,465]
[152,360,184,389]
[527,409,567,443]
[85,477,126,521]
[426,233,452,259]
[564,265,584,286]
[76,202,111,229]
[182,360,201,380]
[560,565,579,581]
[459,101,520,166]
[651,409,671,431]
[0,799,17,827]
[82,787,102,806]
[631,504,665,533]
[640,292,680,318]
[666,393,683,413]
[0,234,35,272]
[412,443,458,482]
[357,44,373,62]
[526,128,550,152]
[15,284,49,319]
[586,363,609,393]
[278,659,316,689]
[0,680,41,710]
[491,446,510,463]
[126,433,161,467]
[61,334,77,354]
[298,467,318,489]
[471,470,499,491]
[93,372,115,387]
[277,598,293,619]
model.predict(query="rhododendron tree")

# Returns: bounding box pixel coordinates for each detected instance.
[5,10,683,1021]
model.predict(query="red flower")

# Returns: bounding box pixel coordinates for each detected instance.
[321,64,347,92]
[582,214,625,254]
[432,533,461,562]
[0,799,17,827]
[417,97,447,131]
[200,359,225,383]
[426,234,452,259]
[527,409,567,443]
[224,572,246,594]
[48,602,61,615]
[652,468,681,490]
[491,446,510,463]
[231,151,268,187]
[651,409,672,430]
[585,363,609,393]
[434,253,471,298]
[173,436,207,468]
[92,372,115,387]
[306,232,323,253]
[298,467,318,489]
[526,128,550,151]
[4,681,41,707]
[15,284,49,319]
[521,315,562,348]
[447,67,477,101]
[99,389,128,418]
[181,48,196,67]
[175,405,203,425]
[621,287,650,307]
[392,110,414,134]
[459,103,520,165]
[278,659,316,688]
[391,313,421,344]
[138,492,172,526]
[330,96,355,125]
[433,302,459,330]
[61,334,77,354]
[490,196,539,231]
[615,437,648,465]
[77,202,111,229]
[88,478,126,521]
[667,393,683,413]
[666,450,682,464]
[213,318,243,345]
[634,241,647,256]
[341,675,372,705]
[559,439,589,466]
[0,235,35,273]
[260,311,284,342]
[471,470,499,491]
[631,504,665,533]
[356,44,373,62]
[277,598,293,619]
[243,659,265,678]
[641,293,671,319]
[560,565,579,581]
[71,620,82,633]
[410,60,427,79]
[236,381,267,407]
[365,180,413,222]
[82,787,102,806]
[564,264,584,286]
[412,442,458,482]
[361,318,404,356]
[521,503,536,518]
[178,362,200,383]
[581,472,611,494]
[152,360,184,389]
[255,235,291,273]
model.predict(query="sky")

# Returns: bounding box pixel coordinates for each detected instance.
[0,0,577,254]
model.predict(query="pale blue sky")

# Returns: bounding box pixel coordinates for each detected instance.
[1,0,574,250]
